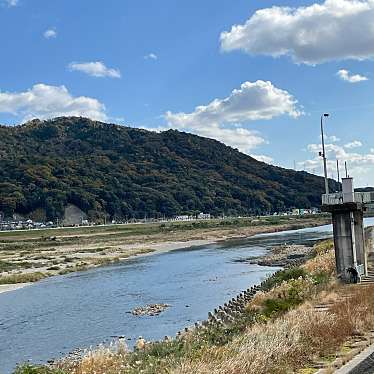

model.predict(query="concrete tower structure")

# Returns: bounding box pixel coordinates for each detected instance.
[322,178,372,282]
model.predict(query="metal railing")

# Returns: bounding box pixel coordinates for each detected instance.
[322,192,374,205]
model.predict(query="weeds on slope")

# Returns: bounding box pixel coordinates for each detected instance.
[0,272,46,284]
[174,284,374,374]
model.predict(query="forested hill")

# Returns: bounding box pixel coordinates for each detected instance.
[0,117,339,221]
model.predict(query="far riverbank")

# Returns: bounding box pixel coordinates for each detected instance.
[0,215,330,291]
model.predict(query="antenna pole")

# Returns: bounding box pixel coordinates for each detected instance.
[320,114,329,195]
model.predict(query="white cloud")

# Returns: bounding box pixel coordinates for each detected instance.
[197,126,266,153]
[327,135,340,142]
[344,140,363,148]
[0,83,107,121]
[301,141,374,186]
[220,0,374,65]
[337,69,368,83]
[166,80,301,126]
[251,154,274,164]
[43,29,57,39]
[68,61,121,78]
[144,53,158,60]
[165,80,300,153]
[3,0,18,7]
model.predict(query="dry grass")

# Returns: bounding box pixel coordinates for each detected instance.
[173,284,374,374]
[0,271,46,284]
[174,308,335,373]
[247,275,316,314]
[56,341,128,374]
[303,240,336,276]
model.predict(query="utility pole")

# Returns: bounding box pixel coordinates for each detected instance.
[319,113,330,195]
[336,160,340,191]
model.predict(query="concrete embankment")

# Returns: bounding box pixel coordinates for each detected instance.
[335,343,374,374]
[176,277,277,339]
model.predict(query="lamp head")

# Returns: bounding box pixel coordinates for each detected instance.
[323,113,329,117]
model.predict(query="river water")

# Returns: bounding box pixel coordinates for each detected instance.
[1,219,373,373]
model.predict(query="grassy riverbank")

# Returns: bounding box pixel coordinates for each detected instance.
[16,239,374,374]
[0,215,329,288]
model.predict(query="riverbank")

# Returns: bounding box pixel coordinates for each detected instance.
[16,238,374,374]
[0,283,30,295]
[0,215,330,290]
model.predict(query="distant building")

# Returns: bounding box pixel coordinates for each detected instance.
[174,215,193,221]
[197,213,211,220]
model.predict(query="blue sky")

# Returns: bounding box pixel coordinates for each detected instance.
[1,0,374,187]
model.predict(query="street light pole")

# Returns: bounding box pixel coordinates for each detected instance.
[320,113,329,195]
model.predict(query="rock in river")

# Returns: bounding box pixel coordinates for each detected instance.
[132,303,170,316]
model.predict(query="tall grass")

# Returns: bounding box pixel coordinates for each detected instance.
[0,272,46,284]
[57,341,127,374]
[174,284,374,374]
[303,240,336,276]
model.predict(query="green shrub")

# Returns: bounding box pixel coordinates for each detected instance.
[312,271,331,285]
[0,260,18,271]
[262,268,307,291]
[262,298,294,317]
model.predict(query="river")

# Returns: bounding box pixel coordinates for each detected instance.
[1,219,373,373]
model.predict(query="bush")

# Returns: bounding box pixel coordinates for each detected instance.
[0,272,46,284]
[312,271,331,285]
[262,268,306,291]
[313,240,334,256]
[261,298,298,318]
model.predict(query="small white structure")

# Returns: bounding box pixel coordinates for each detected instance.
[174,215,192,221]
[197,213,211,220]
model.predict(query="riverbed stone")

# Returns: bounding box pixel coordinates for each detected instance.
[132,303,170,316]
